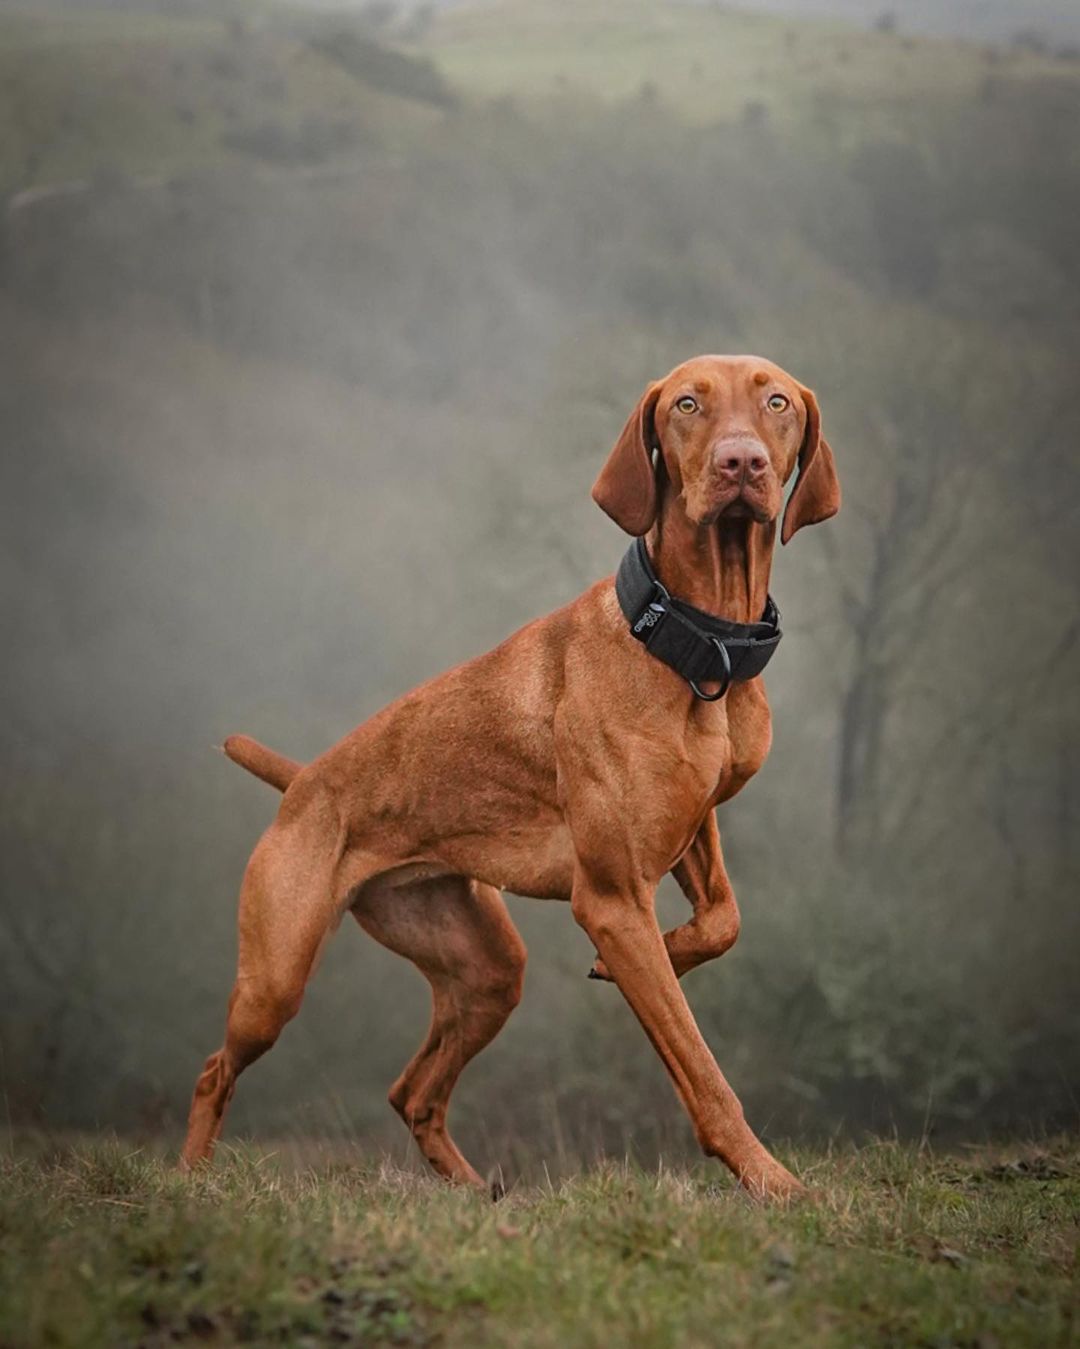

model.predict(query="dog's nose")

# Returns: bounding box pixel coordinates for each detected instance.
[715,441,769,482]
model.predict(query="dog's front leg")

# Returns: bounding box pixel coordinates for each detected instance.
[570,868,802,1201]
[589,812,738,981]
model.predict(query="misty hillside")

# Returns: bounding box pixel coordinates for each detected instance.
[715,0,1080,44]
[2,0,1079,1159]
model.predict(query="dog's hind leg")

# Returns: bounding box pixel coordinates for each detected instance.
[181,789,347,1168]
[353,876,526,1189]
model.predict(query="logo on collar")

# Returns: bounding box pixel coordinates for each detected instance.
[632,604,665,635]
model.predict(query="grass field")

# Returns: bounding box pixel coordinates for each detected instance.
[1,1136,1076,1347]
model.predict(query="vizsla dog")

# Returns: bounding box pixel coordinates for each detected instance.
[181,354,840,1201]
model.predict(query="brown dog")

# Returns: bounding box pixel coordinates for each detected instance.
[181,354,840,1201]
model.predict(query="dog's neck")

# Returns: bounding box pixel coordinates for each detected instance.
[646,507,775,625]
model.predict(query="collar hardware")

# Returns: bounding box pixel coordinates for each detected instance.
[689,637,732,702]
[615,537,781,700]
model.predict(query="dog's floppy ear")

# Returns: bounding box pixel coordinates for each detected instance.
[781,385,841,545]
[592,381,663,536]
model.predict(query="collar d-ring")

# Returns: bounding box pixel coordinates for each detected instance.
[688,636,732,702]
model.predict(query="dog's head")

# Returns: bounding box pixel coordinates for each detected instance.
[592,355,840,544]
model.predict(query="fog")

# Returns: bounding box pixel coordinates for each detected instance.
[2,0,1078,1171]
[722,0,1080,44]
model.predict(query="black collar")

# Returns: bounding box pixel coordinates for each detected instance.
[614,537,782,701]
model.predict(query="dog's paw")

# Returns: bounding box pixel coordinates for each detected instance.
[737,1163,810,1206]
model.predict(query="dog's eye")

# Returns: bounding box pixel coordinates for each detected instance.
[675,396,699,415]
[767,394,789,413]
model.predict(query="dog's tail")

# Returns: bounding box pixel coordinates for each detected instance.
[221,734,302,792]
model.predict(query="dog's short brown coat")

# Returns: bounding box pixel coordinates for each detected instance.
[181,354,840,1201]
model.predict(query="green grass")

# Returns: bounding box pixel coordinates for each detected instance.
[1,1136,1076,1347]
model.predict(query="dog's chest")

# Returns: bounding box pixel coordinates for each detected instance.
[692,685,772,800]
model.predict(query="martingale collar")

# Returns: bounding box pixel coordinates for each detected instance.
[615,536,782,701]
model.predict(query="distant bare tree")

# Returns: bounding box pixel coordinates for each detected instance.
[817,333,1080,863]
